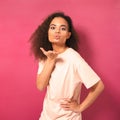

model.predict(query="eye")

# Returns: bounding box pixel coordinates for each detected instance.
[49,26,55,30]
[61,27,67,31]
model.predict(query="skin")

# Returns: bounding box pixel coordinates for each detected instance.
[37,17,104,113]
[48,17,71,53]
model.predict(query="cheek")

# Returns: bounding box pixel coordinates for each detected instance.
[48,35,52,42]
[66,32,71,39]
[48,31,53,40]
[63,34,70,40]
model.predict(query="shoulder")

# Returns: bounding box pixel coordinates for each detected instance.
[67,48,84,62]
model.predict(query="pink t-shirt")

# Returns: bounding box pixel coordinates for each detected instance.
[38,48,100,120]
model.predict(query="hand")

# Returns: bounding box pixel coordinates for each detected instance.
[40,48,58,60]
[60,98,81,113]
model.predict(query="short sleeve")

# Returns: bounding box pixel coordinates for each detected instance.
[76,58,100,89]
[37,60,45,74]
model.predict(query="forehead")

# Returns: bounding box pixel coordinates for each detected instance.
[50,17,68,26]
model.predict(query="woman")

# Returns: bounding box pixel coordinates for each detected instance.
[30,12,104,120]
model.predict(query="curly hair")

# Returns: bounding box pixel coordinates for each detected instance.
[29,12,79,60]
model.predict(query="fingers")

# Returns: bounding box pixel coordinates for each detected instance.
[60,100,72,111]
[60,98,79,112]
[40,47,58,59]
[40,47,46,54]
[60,99,71,108]
[40,47,58,54]
[60,103,70,109]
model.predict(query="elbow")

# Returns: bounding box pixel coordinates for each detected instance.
[36,80,45,91]
[97,80,105,94]
[36,83,45,91]
[100,80,104,90]
[37,85,44,91]
[36,75,46,91]
[101,81,105,92]
[91,80,105,93]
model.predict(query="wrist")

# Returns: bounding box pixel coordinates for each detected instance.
[78,104,83,113]
[46,58,56,63]
[46,58,56,67]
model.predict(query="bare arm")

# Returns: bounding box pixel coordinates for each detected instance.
[79,80,104,112]
[60,80,104,113]
[36,48,58,91]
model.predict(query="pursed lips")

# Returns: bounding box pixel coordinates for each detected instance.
[54,35,60,39]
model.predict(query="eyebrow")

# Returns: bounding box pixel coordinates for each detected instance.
[50,24,67,27]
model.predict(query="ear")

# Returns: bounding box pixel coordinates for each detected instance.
[67,32,71,39]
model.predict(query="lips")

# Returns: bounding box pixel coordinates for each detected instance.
[55,35,60,39]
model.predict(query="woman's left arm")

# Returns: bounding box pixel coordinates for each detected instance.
[60,80,104,113]
[78,80,104,112]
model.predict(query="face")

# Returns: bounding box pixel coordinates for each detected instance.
[48,17,71,46]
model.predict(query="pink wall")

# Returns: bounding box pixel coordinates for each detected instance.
[0,0,120,120]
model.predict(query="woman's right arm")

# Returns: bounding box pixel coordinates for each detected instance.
[36,59,56,91]
[36,48,58,91]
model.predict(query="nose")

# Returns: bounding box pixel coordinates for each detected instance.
[55,28,60,33]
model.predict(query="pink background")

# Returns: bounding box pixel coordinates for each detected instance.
[0,0,120,120]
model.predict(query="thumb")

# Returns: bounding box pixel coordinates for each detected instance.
[40,47,46,54]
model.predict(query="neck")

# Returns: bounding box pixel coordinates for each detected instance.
[52,44,68,54]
